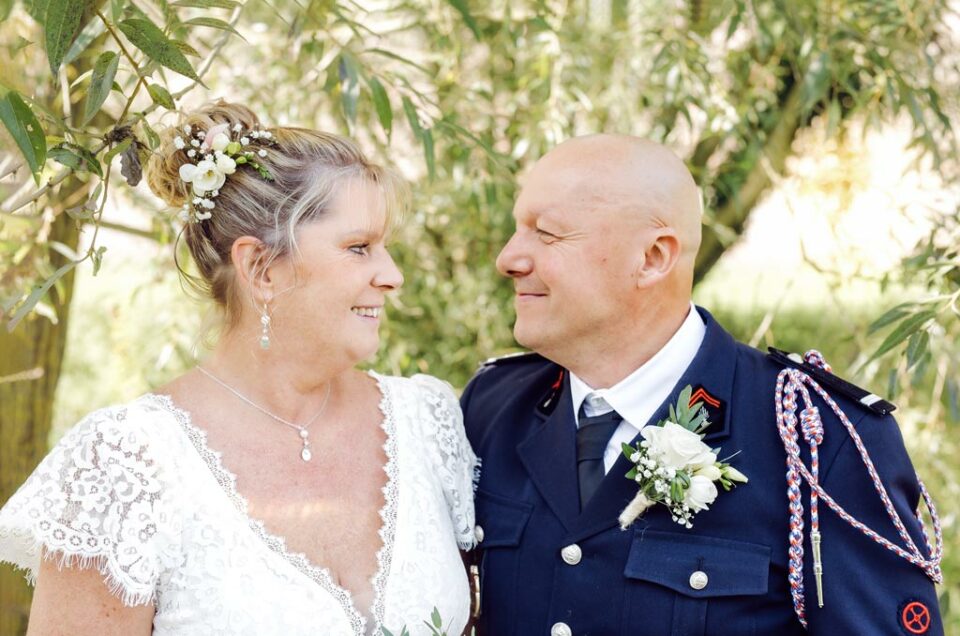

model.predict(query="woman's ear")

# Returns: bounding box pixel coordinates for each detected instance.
[635,229,680,289]
[231,236,274,304]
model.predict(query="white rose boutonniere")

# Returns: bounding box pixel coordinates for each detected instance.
[618,385,748,530]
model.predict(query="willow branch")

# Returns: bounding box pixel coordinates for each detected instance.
[1,7,242,216]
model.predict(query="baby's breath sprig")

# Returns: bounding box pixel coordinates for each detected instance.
[174,122,277,223]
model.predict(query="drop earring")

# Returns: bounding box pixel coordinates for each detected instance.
[259,306,271,350]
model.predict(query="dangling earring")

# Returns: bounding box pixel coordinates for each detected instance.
[259,306,271,350]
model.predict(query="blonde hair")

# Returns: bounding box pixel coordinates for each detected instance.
[146,100,407,329]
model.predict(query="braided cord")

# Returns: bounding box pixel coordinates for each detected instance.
[774,351,943,629]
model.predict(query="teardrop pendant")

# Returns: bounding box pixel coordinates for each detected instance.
[301,447,312,462]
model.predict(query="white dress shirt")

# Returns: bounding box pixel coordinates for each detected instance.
[570,304,707,473]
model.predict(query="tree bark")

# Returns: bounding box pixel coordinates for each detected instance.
[0,171,86,636]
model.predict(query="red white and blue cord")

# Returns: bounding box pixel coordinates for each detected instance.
[774,350,942,628]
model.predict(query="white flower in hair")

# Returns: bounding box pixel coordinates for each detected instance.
[181,159,226,196]
[214,152,236,175]
[201,123,231,152]
[174,136,185,150]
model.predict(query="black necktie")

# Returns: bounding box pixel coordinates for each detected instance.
[576,407,622,510]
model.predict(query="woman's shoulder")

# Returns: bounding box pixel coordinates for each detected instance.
[58,393,187,451]
[370,371,459,402]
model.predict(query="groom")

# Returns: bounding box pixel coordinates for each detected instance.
[461,135,942,635]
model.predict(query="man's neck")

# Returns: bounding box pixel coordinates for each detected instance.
[563,302,694,389]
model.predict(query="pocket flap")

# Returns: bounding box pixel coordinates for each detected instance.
[474,490,533,548]
[624,530,770,598]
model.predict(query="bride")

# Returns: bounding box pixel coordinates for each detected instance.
[0,101,478,635]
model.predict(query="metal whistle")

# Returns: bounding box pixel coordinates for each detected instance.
[812,531,824,607]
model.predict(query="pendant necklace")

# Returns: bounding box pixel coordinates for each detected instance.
[197,366,331,462]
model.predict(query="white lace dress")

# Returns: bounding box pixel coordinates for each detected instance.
[0,372,478,636]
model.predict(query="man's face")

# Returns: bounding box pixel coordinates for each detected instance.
[496,158,644,359]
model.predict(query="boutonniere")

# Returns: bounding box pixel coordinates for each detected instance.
[618,385,748,530]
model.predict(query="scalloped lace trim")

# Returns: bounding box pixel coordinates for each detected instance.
[141,372,398,636]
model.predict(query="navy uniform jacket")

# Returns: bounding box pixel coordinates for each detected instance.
[461,308,942,636]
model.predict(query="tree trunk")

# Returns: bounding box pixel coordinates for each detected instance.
[0,187,84,636]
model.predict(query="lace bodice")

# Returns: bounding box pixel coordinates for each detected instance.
[0,372,478,636]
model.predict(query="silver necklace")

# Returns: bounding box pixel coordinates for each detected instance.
[196,366,331,462]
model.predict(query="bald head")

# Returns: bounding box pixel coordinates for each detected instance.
[532,134,703,263]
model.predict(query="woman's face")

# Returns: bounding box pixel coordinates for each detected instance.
[268,177,403,367]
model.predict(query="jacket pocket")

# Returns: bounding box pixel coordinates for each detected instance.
[624,530,771,636]
[474,490,533,635]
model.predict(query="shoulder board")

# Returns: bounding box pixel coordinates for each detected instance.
[479,350,544,368]
[767,347,896,416]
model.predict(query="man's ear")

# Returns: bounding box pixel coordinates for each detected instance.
[231,236,277,304]
[635,230,680,288]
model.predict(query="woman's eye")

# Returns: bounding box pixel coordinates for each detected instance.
[349,244,370,255]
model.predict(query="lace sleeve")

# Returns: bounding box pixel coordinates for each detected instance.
[412,374,480,550]
[0,404,179,606]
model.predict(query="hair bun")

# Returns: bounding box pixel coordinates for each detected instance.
[146,99,263,208]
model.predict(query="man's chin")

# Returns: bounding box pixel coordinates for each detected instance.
[513,321,548,352]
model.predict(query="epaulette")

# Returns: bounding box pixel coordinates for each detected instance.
[767,347,896,416]
[479,350,545,368]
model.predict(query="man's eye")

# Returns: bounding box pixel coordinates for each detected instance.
[536,229,558,242]
[349,244,370,255]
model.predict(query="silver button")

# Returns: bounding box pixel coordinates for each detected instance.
[474,525,484,544]
[560,544,582,565]
[550,622,573,636]
[689,570,709,590]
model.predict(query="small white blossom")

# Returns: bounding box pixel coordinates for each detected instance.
[192,197,202,205]
[261,131,272,139]
[173,136,185,149]
[200,198,215,210]
[197,131,206,139]
[190,139,200,147]
[251,130,260,138]
[233,123,243,132]
[187,149,196,158]
[240,136,250,145]
[183,124,192,134]
[210,190,219,197]
[258,149,267,157]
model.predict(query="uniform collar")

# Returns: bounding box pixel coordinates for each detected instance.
[569,303,706,433]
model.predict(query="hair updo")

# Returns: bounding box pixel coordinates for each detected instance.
[146,99,407,329]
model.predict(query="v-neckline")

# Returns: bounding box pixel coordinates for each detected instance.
[141,370,399,635]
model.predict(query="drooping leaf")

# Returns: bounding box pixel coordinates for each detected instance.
[401,95,422,140]
[170,0,240,8]
[118,17,201,82]
[120,143,143,186]
[146,83,175,109]
[367,76,392,138]
[48,143,102,177]
[182,17,245,41]
[870,309,937,361]
[7,261,76,331]
[446,0,481,40]
[44,0,92,76]
[422,127,436,179]
[0,90,47,184]
[62,15,105,67]
[103,136,132,165]
[82,51,119,125]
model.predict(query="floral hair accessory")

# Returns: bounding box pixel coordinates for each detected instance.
[618,385,748,530]
[173,122,276,222]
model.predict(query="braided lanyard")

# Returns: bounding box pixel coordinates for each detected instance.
[774,350,943,628]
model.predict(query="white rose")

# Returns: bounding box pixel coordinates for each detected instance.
[641,422,710,469]
[210,132,230,152]
[683,474,718,512]
[190,160,226,196]
[694,464,722,481]
[214,152,236,175]
[179,163,198,183]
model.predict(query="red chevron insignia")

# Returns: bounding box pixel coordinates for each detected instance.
[689,387,721,409]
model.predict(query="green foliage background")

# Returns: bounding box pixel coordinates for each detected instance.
[1,0,959,632]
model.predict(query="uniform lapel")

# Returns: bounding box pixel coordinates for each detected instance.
[569,308,739,541]
[517,373,580,530]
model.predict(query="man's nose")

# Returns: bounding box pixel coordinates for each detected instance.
[496,233,532,278]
